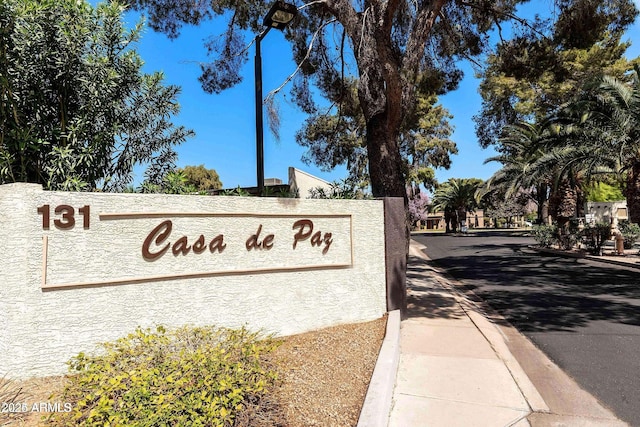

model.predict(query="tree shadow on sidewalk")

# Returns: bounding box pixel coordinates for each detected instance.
[405,291,466,321]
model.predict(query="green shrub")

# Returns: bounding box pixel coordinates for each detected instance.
[221,186,252,197]
[618,220,640,249]
[532,224,557,248]
[581,223,612,255]
[47,325,282,427]
[557,219,581,250]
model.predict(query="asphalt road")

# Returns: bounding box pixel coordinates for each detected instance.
[413,231,640,426]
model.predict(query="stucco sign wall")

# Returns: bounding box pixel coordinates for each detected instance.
[0,184,388,379]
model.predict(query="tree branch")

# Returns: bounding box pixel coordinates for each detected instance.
[298,0,328,11]
[382,0,401,35]
[265,18,338,104]
[324,0,362,49]
[402,0,447,81]
[457,0,548,39]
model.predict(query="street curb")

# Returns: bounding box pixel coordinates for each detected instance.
[529,245,640,270]
[356,309,401,427]
[464,309,549,414]
[409,240,549,414]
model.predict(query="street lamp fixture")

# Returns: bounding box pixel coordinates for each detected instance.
[263,1,298,29]
[255,1,297,196]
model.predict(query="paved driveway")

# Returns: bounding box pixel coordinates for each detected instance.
[413,232,640,426]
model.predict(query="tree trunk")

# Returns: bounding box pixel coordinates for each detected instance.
[451,209,460,233]
[457,208,466,229]
[549,180,577,224]
[536,201,545,224]
[365,111,406,198]
[626,159,640,224]
[534,183,548,224]
[444,209,453,233]
[575,186,586,218]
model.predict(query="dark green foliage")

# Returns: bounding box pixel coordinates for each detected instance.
[618,220,640,249]
[532,224,558,248]
[0,0,193,191]
[582,223,612,255]
[557,219,581,250]
[180,164,223,191]
[296,77,458,190]
[220,186,252,197]
[433,178,483,233]
[138,171,201,194]
[534,221,617,254]
[475,0,638,149]
[554,0,637,49]
[308,178,371,200]
[47,326,281,427]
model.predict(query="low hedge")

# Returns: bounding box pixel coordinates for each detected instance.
[46,325,282,427]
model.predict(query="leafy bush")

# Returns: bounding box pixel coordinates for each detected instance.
[585,182,625,202]
[532,224,557,248]
[47,326,282,427]
[556,219,582,250]
[581,223,612,255]
[308,178,372,199]
[618,220,640,249]
[221,186,252,197]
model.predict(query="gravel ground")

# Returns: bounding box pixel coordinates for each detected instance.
[1,316,387,427]
[270,316,387,427]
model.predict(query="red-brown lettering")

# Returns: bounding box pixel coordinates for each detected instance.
[292,219,313,249]
[292,219,332,254]
[311,231,323,247]
[246,224,275,251]
[322,233,333,254]
[172,236,191,256]
[263,234,274,249]
[192,235,206,254]
[142,220,225,260]
[209,235,227,253]
[142,220,172,260]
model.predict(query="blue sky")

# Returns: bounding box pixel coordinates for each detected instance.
[108,2,640,189]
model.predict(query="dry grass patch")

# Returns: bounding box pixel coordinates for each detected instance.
[0,376,66,426]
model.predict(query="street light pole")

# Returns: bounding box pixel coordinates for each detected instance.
[253,1,297,197]
[255,27,270,197]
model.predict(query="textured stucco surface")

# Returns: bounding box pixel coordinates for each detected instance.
[0,183,387,379]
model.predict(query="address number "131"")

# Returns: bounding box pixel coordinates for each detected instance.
[37,205,90,230]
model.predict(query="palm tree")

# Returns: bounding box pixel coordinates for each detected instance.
[433,178,483,232]
[484,121,554,224]
[535,68,640,223]
[587,68,640,223]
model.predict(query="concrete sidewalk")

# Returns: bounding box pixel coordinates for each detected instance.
[388,240,627,427]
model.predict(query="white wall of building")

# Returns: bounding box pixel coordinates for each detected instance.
[586,201,628,225]
[288,167,332,198]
